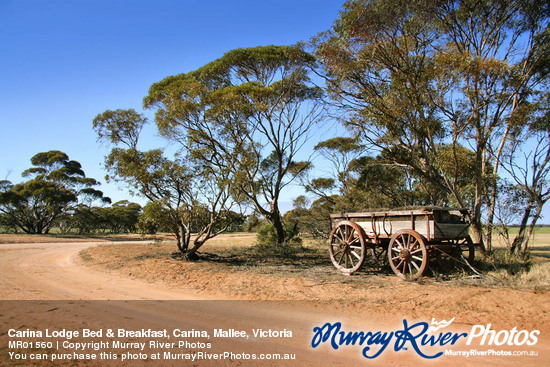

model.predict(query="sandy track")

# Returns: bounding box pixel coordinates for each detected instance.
[0,241,547,366]
[0,242,366,366]
[0,241,206,300]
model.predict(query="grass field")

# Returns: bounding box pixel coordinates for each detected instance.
[491,226,550,249]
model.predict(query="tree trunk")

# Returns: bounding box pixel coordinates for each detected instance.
[173,225,184,253]
[186,240,203,260]
[472,141,488,252]
[470,219,485,252]
[511,202,532,254]
[484,222,493,253]
[173,223,190,254]
[485,192,496,252]
[271,212,286,247]
[521,203,543,255]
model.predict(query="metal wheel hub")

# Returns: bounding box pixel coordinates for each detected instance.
[398,248,411,260]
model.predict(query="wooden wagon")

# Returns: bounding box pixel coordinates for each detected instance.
[329,207,475,279]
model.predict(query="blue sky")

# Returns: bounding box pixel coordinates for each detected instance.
[0,0,345,208]
[2,0,549,225]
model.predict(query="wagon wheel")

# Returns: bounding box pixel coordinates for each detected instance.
[453,236,475,265]
[388,230,428,280]
[328,221,366,274]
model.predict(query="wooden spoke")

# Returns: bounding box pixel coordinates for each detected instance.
[395,239,404,249]
[351,250,362,260]
[387,230,428,280]
[328,221,366,274]
[337,251,346,265]
[396,259,404,269]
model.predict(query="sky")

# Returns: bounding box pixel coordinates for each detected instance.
[1,0,549,224]
[0,0,346,210]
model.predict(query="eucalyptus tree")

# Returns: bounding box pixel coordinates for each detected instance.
[315,0,550,250]
[0,150,108,234]
[93,109,240,258]
[144,45,324,246]
[503,113,550,255]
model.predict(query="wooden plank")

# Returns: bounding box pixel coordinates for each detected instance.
[330,207,467,220]
[330,210,430,219]
[352,219,433,239]
[433,223,470,239]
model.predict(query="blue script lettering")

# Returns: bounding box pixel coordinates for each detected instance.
[394,320,442,358]
[311,320,467,359]
[311,322,392,358]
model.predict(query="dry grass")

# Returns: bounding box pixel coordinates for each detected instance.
[517,262,550,287]
[462,261,550,290]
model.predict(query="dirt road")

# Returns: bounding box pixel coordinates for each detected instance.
[0,241,204,300]
[0,241,547,366]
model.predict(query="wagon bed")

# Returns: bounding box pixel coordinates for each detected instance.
[328,207,475,279]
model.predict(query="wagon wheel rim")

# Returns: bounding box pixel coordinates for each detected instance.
[388,230,427,280]
[328,221,366,274]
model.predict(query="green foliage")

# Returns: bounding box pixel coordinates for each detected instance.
[314,0,550,249]
[69,201,141,234]
[256,222,302,249]
[242,213,265,233]
[144,45,323,247]
[137,201,173,234]
[93,109,147,148]
[93,106,242,257]
[0,151,108,234]
[108,201,142,233]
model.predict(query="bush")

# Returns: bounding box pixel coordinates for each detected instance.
[255,222,303,257]
[257,222,301,245]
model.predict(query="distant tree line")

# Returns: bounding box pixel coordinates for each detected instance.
[0,151,146,235]
[0,151,247,236]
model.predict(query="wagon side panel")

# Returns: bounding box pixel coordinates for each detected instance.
[331,214,435,240]
[433,223,470,240]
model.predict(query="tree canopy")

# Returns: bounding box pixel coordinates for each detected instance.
[0,150,109,234]
[143,45,324,246]
[93,108,241,258]
[313,0,550,250]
